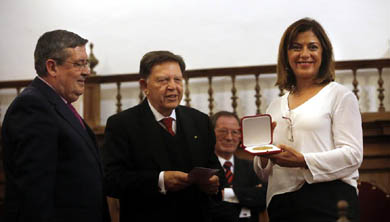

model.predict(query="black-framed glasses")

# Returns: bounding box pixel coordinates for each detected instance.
[215,128,241,137]
[282,115,294,142]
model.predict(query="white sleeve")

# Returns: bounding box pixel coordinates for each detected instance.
[253,98,280,182]
[158,171,167,194]
[303,92,363,182]
[253,156,271,182]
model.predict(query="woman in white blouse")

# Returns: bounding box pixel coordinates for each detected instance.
[253,18,363,222]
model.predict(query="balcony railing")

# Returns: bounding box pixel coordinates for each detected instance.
[1,58,390,129]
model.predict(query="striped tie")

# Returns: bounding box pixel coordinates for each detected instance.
[223,161,233,186]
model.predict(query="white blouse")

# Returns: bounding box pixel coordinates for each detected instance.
[253,82,363,206]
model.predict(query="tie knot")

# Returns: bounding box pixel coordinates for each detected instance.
[161,117,174,126]
[161,117,175,136]
[223,161,232,169]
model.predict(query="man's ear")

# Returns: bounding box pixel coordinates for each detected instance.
[46,59,58,77]
[139,78,149,96]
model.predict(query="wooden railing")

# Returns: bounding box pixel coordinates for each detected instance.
[1,58,389,122]
[0,58,390,128]
[80,58,390,130]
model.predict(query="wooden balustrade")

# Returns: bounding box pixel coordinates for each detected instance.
[1,59,390,127]
[80,58,390,129]
[207,76,214,116]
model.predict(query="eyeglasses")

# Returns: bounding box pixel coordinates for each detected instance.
[53,58,90,71]
[215,128,241,137]
[282,115,294,142]
[64,60,90,71]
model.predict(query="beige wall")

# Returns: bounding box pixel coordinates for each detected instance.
[0,0,389,81]
[0,0,390,122]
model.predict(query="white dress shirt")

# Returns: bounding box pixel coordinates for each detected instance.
[254,82,363,206]
[147,99,177,194]
[218,156,251,218]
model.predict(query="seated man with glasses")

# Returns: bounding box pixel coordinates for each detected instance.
[209,111,267,222]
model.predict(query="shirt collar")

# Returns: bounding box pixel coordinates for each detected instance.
[217,155,234,168]
[147,99,176,121]
[37,76,68,104]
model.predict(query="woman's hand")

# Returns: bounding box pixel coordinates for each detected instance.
[269,144,307,168]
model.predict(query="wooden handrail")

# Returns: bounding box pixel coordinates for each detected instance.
[87,58,390,84]
[335,58,390,70]
[1,58,389,88]
[0,79,31,89]
[2,58,389,123]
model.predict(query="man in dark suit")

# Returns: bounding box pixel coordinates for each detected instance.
[102,51,224,222]
[1,30,108,222]
[210,111,267,222]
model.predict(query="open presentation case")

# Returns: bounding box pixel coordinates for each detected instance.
[240,114,281,155]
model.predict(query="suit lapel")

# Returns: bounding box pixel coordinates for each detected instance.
[233,158,239,186]
[32,78,101,167]
[175,107,201,167]
[139,100,172,170]
[55,103,100,157]
[233,158,245,187]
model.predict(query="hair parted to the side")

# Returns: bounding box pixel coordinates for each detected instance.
[34,30,88,77]
[210,111,240,129]
[139,51,186,79]
[276,17,335,92]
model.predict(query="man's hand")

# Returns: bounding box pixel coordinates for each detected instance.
[164,171,191,192]
[197,175,220,195]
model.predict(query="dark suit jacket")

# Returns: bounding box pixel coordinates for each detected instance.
[102,100,224,222]
[210,157,267,222]
[1,77,108,222]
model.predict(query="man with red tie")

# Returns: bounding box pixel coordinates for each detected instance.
[1,30,109,222]
[102,51,224,222]
[209,111,267,222]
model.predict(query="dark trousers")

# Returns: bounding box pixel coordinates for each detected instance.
[268,180,359,222]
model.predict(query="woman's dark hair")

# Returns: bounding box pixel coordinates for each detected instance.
[276,18,335,92]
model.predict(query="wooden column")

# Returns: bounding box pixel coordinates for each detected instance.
[84,83,100,129]
[352,69,359,100]
[254,73,261,114]
[208,76,214,116]
[231,75,238,115]
[184,76,191,107]
[116,82,122,113]
[83,43,101,129]
[377,68,385,112]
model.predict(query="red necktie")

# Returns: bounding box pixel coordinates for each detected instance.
[67,103,86,129]
[161,117,175,136]
[223,161,234,186]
